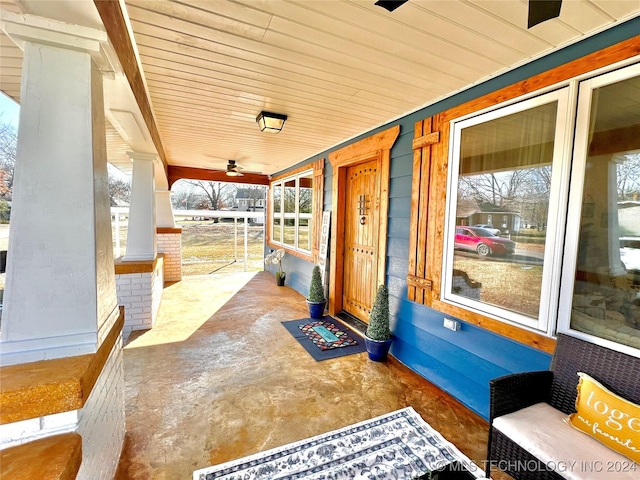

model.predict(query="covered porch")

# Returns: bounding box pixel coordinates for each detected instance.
[0,0,639,478]
[115,271,491,479]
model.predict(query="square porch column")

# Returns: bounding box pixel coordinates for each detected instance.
[0,15,119,365]
[0,12,126,479]
[123,151,158,261]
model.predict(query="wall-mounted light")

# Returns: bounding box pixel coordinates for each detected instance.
[256,111,287,134]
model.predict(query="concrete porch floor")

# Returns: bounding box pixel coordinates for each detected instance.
[115,271,495,479]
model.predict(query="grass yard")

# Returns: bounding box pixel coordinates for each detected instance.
[453,255,543,318]
[115,219,266,275]
[178,220,264,275]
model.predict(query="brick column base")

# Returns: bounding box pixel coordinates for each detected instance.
[115,256,164,339]
[157,228,182,282]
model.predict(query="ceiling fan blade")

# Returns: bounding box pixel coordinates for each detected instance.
[374,0,408,13]
[528,0,562,28]
[226,159,246,177]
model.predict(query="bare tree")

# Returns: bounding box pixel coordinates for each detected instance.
[617,154,640,201]
[171,186,199,210]
[459,166,552,227]
[107,164,131,206]
[0,120,17,198]
[187,181,236,210]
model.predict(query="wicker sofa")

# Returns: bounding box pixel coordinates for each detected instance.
[486,333,640,479]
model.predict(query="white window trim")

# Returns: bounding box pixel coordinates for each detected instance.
[271,169,313,255]
[558,62,640,359]
[442,88,574,334]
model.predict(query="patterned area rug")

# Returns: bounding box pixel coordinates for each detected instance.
[281,316,366,361]
[193,407,486,480]
[298,320,359,350]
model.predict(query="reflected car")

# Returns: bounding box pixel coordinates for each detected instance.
[620,247,640,272]
[472,224,501,235]
[455,226,516,257]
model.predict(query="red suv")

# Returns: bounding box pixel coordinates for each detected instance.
[455,226,516,256]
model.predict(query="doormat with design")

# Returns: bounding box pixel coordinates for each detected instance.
[281,316,366,361]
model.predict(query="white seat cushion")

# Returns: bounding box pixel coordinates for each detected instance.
[492,402,638,480]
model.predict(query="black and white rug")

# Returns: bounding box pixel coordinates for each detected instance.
[193,407,487,479]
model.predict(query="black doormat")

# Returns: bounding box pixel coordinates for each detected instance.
[281,316,366,361]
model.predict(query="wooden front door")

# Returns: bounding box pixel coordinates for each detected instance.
[343,159,380,322]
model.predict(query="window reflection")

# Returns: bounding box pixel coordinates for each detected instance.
[299,174,313,252]
[283,178,296,247]
[571,74,640,350]
[272,185,281,243]
[451,102,558,320]
[270,170,314,253]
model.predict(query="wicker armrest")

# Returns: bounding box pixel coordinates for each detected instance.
[489,370,553,422]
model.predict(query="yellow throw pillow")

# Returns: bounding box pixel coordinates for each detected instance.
[565,372,640,464]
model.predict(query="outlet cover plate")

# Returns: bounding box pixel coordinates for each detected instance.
[443,318,460,331]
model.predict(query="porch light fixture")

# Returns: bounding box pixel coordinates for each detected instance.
[256,111,287,134]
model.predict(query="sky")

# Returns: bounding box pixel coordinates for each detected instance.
[0,92,20,129]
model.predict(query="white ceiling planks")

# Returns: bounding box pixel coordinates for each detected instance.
[120,0,640,173]
[105,121,134,175]
[1,0,639,177]
[0,0,22,102]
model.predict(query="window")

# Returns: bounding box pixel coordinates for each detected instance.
[441,63,640,355]
[444,90,571,332]
[271,170,314,254]
[559,64,640,356]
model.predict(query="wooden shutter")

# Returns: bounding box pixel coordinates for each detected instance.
[407,117,440,304]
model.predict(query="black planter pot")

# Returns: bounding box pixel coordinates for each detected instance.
[364,335,393,362]
[306,299,326,319]
[276,274,286,286]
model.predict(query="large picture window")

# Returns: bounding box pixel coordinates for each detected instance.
[271,170,314,254]
[559,64,640,355]
[439,62,640,356]
[443,90,571,332]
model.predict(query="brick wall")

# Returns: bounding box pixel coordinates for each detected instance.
[116,257,164,340]
[76,334,125,480]
[0,410,78,449]
[0,335,125,480]
[157,231,182,282]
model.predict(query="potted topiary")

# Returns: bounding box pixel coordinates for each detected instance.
[364,284,393,361]
[306,265,326,319]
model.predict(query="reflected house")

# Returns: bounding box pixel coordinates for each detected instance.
[455,199,523,234]
[235,188,265,212]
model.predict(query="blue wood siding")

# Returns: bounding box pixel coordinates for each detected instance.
[267,19,640,419]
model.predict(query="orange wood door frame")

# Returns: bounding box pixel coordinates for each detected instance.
[328,125,400,316]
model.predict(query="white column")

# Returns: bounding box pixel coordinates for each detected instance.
[155,188,176,228]
[123,152,157,261]
[0,16,118,365]
[608,156,625,276]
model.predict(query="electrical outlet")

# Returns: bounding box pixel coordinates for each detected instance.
[443,318,460,331]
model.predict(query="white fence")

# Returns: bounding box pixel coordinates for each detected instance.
[111,208,265,272]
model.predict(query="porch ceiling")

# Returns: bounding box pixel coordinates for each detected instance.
[1,1,639,178]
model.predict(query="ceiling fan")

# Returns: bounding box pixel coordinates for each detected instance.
[374,0,562,28]
[226,160,244,177]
